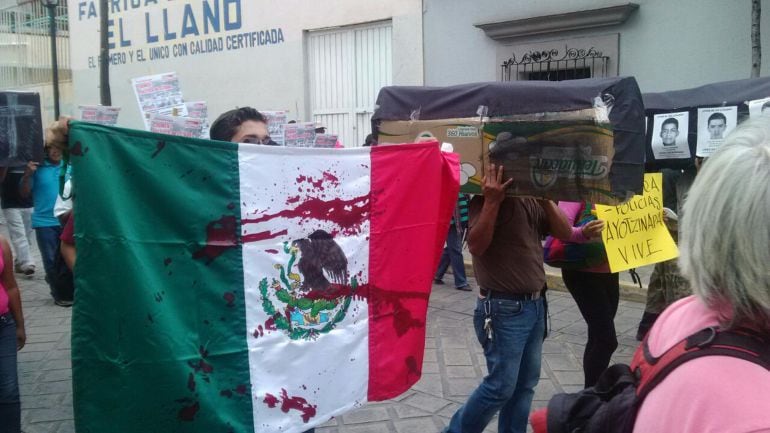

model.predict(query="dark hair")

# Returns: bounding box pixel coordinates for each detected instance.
[210,107,266,142]
[762,101,770,110]
[363,134,377,147]
[661,117,678,130]
[708,112,727,125]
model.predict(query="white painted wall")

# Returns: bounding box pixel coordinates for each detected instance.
[67,0,423,130]
[423,0,770,93]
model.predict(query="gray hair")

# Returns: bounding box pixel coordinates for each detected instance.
[679,117,770,330]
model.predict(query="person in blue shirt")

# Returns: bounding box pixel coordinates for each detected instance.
[20,145,70,306]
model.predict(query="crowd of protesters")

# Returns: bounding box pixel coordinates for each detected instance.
[1,105,768,433]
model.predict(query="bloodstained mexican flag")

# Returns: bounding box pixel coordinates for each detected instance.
[67,122,460,433]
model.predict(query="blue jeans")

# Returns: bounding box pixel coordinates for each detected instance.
[445,297,545,433]
[0,314,20,433]
[434,227,467,288]
[35,225,62,297]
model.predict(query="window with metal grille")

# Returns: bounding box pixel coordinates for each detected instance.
[501,47,609,82]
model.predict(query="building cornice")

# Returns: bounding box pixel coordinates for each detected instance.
[475,3,639,41]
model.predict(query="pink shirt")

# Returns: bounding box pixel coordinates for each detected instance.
[0,241,7,315]
[633,296,770,433]
[557,201,610,273]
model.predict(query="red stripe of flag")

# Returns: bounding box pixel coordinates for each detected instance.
[367,142,460,401]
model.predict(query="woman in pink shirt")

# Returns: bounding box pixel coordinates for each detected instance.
[554,202,616,388]
[634,118,770,432]
[0,234,25,433]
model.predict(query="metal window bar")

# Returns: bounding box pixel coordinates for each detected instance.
[0,0,70,89]
[501,48,609,82]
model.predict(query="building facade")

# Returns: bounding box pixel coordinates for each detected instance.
[65,0,423,146]
[12,0,765,144]
[424,0,770,92]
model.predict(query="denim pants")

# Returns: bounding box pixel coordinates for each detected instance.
[445,296,545,433]
[3,208,34,268]
[434,227,467,288]
[0,313,21,433]
[35,226,62,294]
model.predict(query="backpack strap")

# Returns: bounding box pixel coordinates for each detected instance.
[631,326,770,405]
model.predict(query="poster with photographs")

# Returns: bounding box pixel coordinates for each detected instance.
[79,105,121,126]
[283,122,316,148]
[696,106,737,157]
[131,72,188,130]
[149,114,205,139]
[651,112,690,160]
[262,111,289,146]
[748,97,770,118]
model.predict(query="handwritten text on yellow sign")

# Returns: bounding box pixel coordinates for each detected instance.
[595,173,679,273]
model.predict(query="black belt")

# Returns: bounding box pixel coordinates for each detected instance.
[0,312,12,323]
[481,289,541,301]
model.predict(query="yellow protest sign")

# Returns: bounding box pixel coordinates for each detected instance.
[595,173,679,273]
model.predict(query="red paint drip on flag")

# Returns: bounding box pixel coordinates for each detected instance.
[263,389,317,423]
[243,195,369,237]
[193,215,238,263]
[177,401,199,421]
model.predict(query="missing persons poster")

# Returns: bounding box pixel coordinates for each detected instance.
[650,112,690,160]
[696,106,737,157]
[748,97,770,118]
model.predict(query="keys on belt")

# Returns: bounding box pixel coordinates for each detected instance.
[483,299,493,340]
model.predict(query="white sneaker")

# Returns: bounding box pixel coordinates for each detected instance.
[21,264,35,276]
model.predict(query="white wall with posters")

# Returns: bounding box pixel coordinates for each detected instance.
[67,0,423,133]
[423,0,770,92]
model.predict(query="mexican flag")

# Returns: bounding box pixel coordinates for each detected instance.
[68,122,459,433]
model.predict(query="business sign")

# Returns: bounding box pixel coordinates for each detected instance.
[71,0,285,69]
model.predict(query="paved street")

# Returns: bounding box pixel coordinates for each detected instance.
[16,260,645,433]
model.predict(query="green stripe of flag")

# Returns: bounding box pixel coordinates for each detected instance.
[69,122,253,432]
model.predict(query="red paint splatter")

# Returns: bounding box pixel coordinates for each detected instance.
[405,356,421,384]
[262,389,317,423]
[286,196,301,204]
[220,389,233,398]
[223,291,235,307]
[193,215,238,264]
[242,229,288,243]
[177,401,200,421]
[163,257,172,266]
[265,249,279,254]
[70,141,85,156]
[322,171,339,185]
[187,373,196,392]
[264,317,277,331]
[188,359,214,374]
[235,384,248,395]
[242,195,369,237]
[264,393,279,408]
[151,140,166,158]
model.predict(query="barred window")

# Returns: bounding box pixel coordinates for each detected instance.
[501,47,610,82]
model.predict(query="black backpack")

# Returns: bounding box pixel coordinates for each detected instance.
[530,326,770,433]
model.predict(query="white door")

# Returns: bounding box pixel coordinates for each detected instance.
[308,22,392,147]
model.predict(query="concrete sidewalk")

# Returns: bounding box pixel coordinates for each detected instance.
[16,268,645,433]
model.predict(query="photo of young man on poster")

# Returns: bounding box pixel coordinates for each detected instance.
[651,112,691,160]
[697,106,737,157]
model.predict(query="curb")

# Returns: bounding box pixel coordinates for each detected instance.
[462,260,648,303]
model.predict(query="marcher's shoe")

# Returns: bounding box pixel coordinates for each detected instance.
[433,279,444,285]
[21,264,35,276]
[54,299,74,307]
[455,285,472,292]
